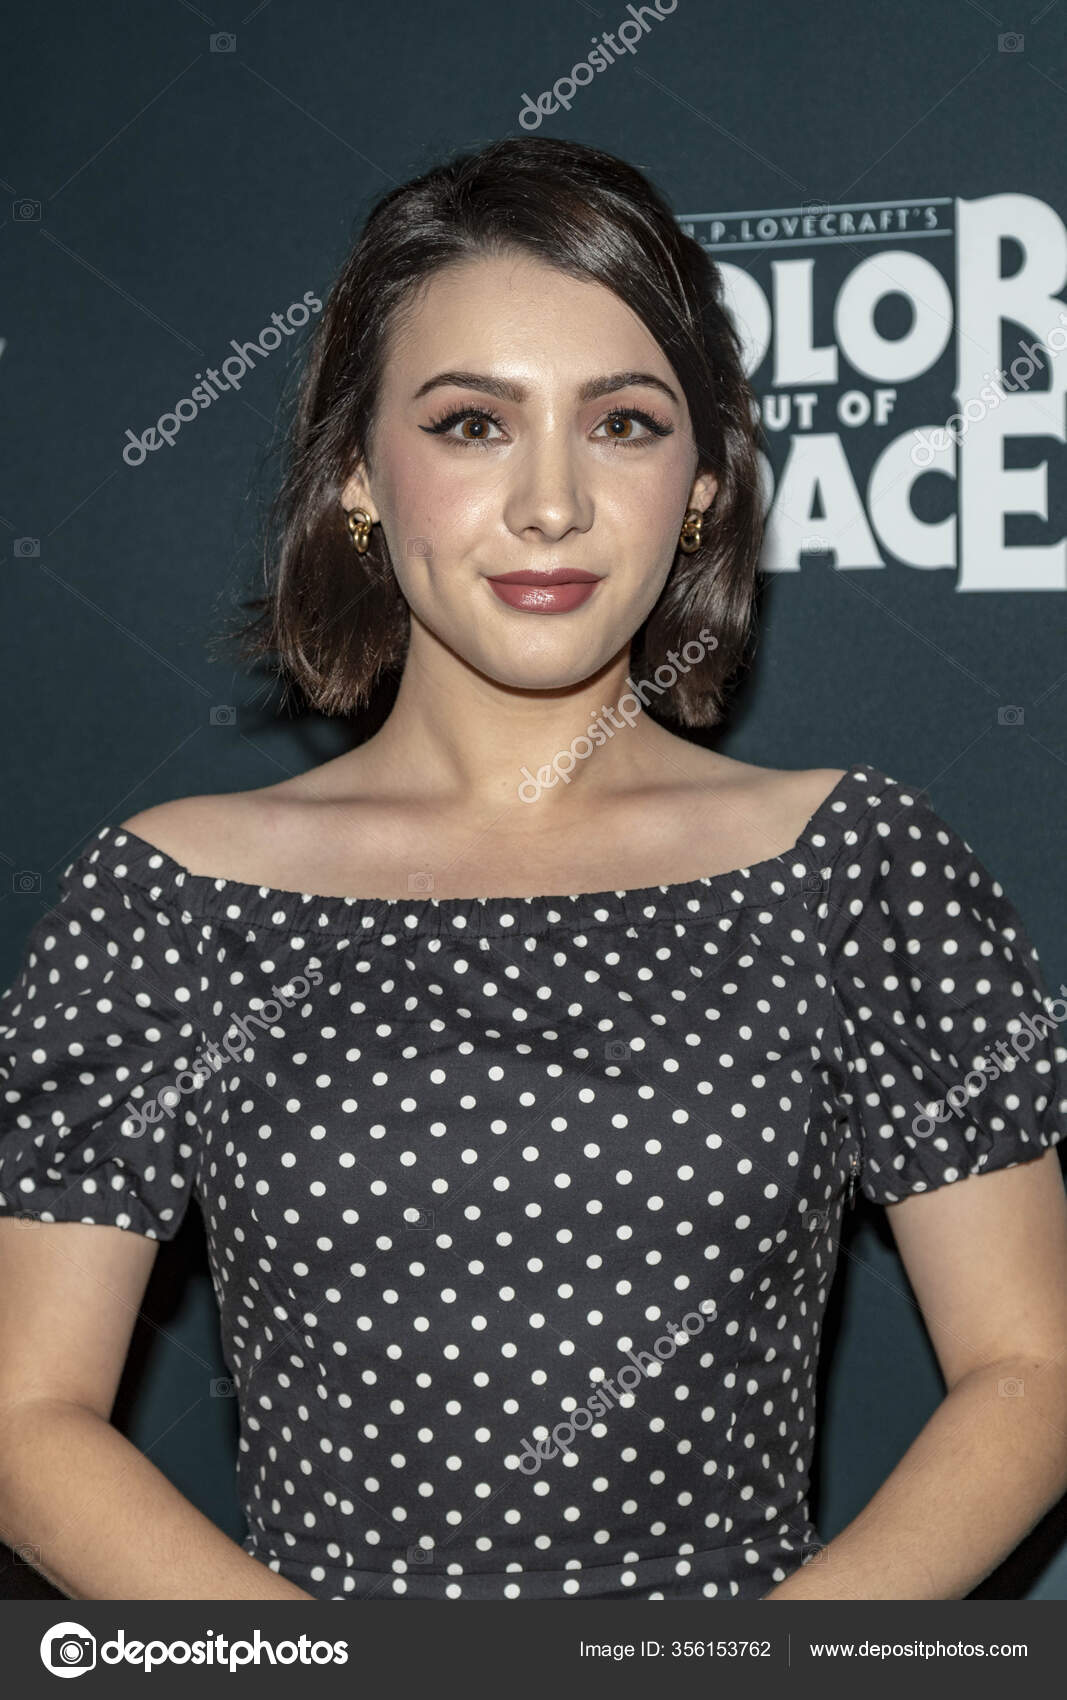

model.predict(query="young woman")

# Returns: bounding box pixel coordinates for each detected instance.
[1,137,1066,1605]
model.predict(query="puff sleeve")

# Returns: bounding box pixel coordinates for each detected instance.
[0,843,202,1238]
[822,774,1067,1204]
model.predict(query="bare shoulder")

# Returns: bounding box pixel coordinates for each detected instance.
[119,791,276,877]
[117,745,370,877]
[760,761,850,819]
[722,760,849,853]
[116,749,369,881]
[685,749,849,827]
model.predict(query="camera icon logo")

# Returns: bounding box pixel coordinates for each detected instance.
[40,1621,97,1678]
[210,704,237,726]
[997,705,1024,726]
[14,537,40,557]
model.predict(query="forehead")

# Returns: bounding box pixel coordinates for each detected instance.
[383,252,667,385]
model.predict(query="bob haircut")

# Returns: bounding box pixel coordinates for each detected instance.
[233,136,764,729]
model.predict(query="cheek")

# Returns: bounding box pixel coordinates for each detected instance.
[597,461,692,568]
[385,442,491,561]
[592,430,694,508]
[615,477,677,531]
[619,441,695,513]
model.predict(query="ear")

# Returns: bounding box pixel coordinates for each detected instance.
[339,465,377,519]
[689,469,718,512]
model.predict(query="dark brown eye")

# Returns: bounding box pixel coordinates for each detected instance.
[420,407,506,445]
[595,408,672,446]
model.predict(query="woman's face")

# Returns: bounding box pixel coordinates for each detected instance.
[341,252,717,692]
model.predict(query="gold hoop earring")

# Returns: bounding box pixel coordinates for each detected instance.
[679,508,704,554]
[345,508,374,554]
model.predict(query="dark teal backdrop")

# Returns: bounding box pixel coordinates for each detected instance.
[2,0,1065,1600]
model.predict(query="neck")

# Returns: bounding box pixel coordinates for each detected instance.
[349,631,686,817]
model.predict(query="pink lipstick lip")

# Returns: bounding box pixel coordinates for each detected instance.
[486,569,602,585]
[486,577,601,614]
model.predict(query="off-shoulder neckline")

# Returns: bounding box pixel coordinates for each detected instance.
[69,763,913,939]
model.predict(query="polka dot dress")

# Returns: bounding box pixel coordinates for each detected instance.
[1,764,1064,1600]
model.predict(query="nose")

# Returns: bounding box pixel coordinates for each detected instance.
[502,420,594,544]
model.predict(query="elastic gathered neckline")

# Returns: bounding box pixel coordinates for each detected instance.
[69,763,899,941]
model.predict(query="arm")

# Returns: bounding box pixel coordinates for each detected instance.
[764,1148,1067,1600]
[0,1218,312,1600]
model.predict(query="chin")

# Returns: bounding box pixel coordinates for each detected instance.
[471,648,611,694]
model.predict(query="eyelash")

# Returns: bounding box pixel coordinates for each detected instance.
[421,405,674,449]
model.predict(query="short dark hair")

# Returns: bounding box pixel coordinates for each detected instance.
[230,136,764,729]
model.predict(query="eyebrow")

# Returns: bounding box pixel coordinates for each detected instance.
[411,369,681,407]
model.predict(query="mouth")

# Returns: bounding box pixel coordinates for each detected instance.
[485,568,603,614]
